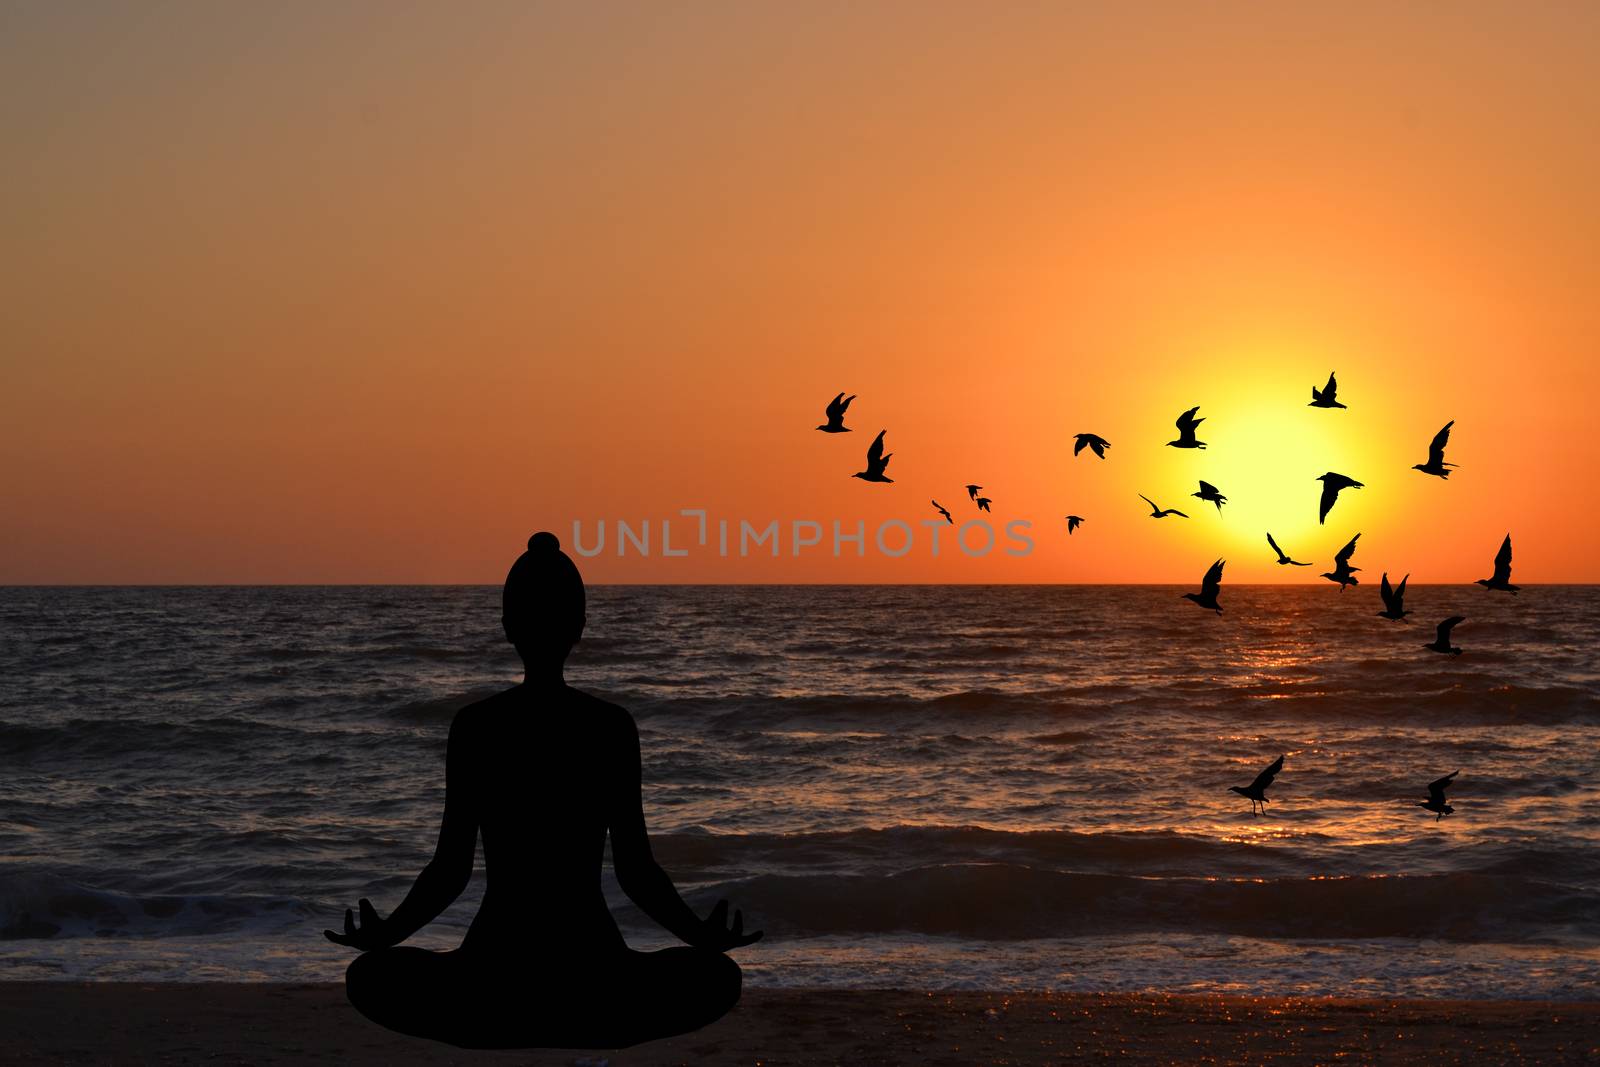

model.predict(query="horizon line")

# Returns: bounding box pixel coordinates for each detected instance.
[0,581,1584,589]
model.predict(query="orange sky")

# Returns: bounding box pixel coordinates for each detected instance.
[3,2,1597,583]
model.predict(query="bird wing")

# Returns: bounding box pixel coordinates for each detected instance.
[1267,532,1284,559]
[1380,572,1395,608]
[1427,770,1459,800]
[840,393,856,413]
[1177,406,1201,431]
[1493,534,1512,579]
[1091,438,1108,457]
[1324,371,1338,397]
[866,430,885,465]
[1428,420,1453,464]
[826,392,846,418]
[1073,436,1087,455]
[1396,574,1409,601]
[1437,616,1465,643]
[1167,508,1189,518]
[1198,480,1218,495]
[1250,755,1284,791]
[1139,494,1157,512]
[1335,533,1360,565]
[1201,558,1224,597]
[1318,480,1338,522]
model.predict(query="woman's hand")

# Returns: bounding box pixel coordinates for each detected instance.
[323,898,395,952]
[689,898,763,952]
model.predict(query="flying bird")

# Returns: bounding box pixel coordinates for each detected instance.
[1192,480,1227,513]
[1412,420,1457,479]
[1066,515,1084,534]
[852,430,894,483]
[1266,532,1311,566]
[932,500,953,524]
[816,391,855,433]
[1181,558,1225,615]
[975,497,992,513]
[1420,771,1459,823]
[1424,616,1465,656]
[1167,406,1207,449]
[1476,534,1520,593]
[1229,755,1284,816]
[1073,433,1111,459]
[965,484,983,500]
[1309,371,1346,409]
[1139,494,1188,519]
[1316,472,1363,524]
[1321,533,1361,590]
[1377,572,1411,621]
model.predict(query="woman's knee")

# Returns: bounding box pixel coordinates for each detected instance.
[708,951,742,1011]
[676,948,742,1018]
[344,947,423,1017]
[343,950,386,1013]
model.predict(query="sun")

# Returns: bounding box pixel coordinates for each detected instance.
[1122,378,1385,580]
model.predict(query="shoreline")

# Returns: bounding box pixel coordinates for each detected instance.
[2,984,1597,1065]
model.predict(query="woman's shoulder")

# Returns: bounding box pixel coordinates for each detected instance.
[563,686,638,735]
[449,684,636,734]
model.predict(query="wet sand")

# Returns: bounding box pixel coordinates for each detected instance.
[3,983,1596,1065]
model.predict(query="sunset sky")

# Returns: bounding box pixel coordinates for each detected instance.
[3,2,1597,583]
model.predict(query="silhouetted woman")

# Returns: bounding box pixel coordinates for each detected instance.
[326,532,760,1049]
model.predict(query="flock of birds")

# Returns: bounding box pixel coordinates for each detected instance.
[817,373,1525,824]
[1230,755,1460,824]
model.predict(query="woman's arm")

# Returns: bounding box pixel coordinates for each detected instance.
[608,710,760,951]
[325,710,480,950]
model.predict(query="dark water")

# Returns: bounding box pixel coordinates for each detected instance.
[2,585,1598,996]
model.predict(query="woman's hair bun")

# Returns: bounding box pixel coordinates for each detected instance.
[528,531,561,554]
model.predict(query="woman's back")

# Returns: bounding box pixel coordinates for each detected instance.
[460,684,629,955]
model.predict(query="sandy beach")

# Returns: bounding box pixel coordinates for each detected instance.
[2,984,1595,1065]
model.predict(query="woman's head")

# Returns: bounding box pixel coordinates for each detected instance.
[502,531,586,663]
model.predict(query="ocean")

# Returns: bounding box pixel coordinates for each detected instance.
[2,584,1597,998]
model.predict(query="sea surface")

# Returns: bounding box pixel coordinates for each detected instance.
[2,585,1598,998]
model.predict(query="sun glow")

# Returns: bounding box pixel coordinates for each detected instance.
[1115,361,1389,580]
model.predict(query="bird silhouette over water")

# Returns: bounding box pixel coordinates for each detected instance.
[1065,515,1084,535]
[975,497,992,512]
[1420,771,1459,822]
[816,392,855,433]
[965,484,982,500]
[1192,480,1227,513]
[931,501,953,524]
[1412,420,1457,479]
[1424,616,1465,655]
[1377,572,1411,621]
[1229,755,1284,815]
[1309,371,1346,409]
[1321,533,1361,590]
[1316,472,1363,523]
[1073,433,1111,459]
[1167,406,1207,449]
[852,431,894,483]
[1266,532,1311,567]
[1181,559,1225,615]
[1139,494,1188,519]
[1476,534,1520,593]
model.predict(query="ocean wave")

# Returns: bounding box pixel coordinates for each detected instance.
[669,865,1599,943]
[644,826,1600,886]
[0,871,312,941]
